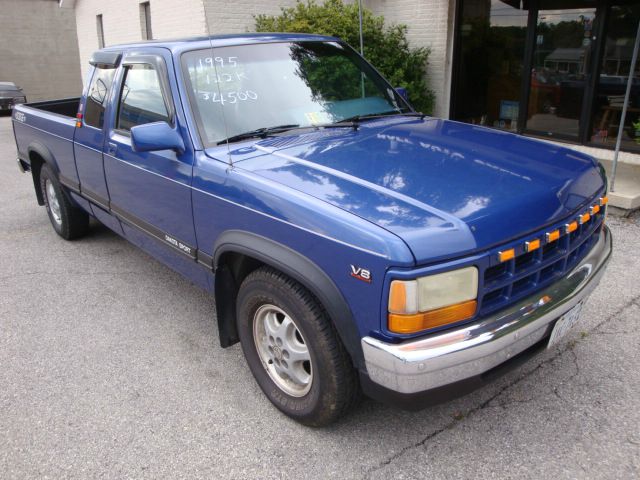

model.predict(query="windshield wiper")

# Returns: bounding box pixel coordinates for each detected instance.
[320,110,426,130]
[217,124,300,145]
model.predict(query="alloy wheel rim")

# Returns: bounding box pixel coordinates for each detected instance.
[253,304,313,397]
[45,179,62,226]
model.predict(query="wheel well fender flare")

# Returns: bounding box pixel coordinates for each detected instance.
[213,230,364,368]
[27,142,57,205]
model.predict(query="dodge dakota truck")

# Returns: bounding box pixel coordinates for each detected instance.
[12,34,612,426]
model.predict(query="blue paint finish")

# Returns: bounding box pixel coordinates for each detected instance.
[121,223,213,292]
[90,204,125,236]
[131,121,185,154]
[191,149,412,338]
[68,192,93,213]
[74,66,112,203]
[12,110,77,181]
[12,33,608,364]
[232,117,604,264]
[104,48,198,249]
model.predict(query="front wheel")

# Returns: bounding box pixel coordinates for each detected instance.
[236,266,359,426]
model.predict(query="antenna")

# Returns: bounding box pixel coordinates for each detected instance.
[358,0,365,98]
[201,0,233,167]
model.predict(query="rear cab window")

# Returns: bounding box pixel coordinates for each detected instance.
[84,67,116,129]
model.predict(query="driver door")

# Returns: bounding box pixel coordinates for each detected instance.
[103,50,197,259]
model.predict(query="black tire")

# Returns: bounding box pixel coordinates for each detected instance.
[236,266,359,426]
[39,164,89,240]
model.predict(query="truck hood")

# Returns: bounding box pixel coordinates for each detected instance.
[218,117,605,263]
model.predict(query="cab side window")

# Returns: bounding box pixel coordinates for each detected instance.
[84,67,115,129]
[117,64,170,131]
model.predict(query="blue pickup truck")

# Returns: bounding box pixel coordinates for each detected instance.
[12,34,612,426]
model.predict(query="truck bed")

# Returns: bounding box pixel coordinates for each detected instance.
[12,98,81,188]
[21,97,80,119]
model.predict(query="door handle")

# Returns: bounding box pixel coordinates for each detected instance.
[107,142,117,155]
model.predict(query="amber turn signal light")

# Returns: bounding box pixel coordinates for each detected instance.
[565,221,578,234]
[579,212,591,224]
[498,249,515,263]
[525,239,540,252]
[388,300,477,334]
[590,204,600,215]
[546,229,560,243]
[600,196,608,206]
[388,281,407,314]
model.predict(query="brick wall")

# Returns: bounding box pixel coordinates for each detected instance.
[365,0,455,118]
[0,0,82,101]
[201,0,298,35]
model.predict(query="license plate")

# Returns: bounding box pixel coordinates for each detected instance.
[548,302,583,349]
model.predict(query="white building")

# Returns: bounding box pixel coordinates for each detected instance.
[59,0,640,208]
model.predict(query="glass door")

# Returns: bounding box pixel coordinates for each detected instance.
[525,2,599,139]
[589,1,640,152]
[451,0,529,132]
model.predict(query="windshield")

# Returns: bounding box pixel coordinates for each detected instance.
[181,41,408,147]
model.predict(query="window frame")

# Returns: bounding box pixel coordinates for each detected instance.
[140,2,152,41]
[96,14,105,49]
[83,65,117,131]
[114,54,176,136]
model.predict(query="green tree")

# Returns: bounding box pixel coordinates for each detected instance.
[254,0,435,114]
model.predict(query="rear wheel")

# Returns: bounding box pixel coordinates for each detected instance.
[39,164,89,240]
[236,266,359,426]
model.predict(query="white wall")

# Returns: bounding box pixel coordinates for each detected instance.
[73,0,208,82]
[72,0,455,116]
[202,0,298,35]
[73,0,301,84]
[365,0,455,118]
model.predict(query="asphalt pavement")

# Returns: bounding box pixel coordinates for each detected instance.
[1,116,639,479]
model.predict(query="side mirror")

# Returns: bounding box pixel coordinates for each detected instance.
[395,87,409,100]
[130,121,185,154]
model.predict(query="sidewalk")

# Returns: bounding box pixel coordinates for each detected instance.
[600,159,640,210]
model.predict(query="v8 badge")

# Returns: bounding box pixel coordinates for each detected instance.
[350,265,372,283]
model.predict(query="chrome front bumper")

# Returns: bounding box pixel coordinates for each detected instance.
[362,226,612,394]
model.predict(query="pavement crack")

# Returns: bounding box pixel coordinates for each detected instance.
[364,292,640,478]
[591,294,640,334]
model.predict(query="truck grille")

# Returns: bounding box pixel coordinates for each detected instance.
[478,204,605,316]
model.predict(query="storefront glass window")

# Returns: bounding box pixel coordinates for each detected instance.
[526,2,597,139]
[452,0,640,153]
[452,0,528,131]
[589,3,640,151]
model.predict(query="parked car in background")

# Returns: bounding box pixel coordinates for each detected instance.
[11,34,612,426]
[0,82,26,113]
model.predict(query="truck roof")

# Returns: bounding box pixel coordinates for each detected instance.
[104,33,340,55]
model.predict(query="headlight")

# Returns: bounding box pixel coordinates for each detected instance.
[388,266,478,334]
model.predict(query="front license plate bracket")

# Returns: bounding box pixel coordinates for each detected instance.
[548,302,584,349]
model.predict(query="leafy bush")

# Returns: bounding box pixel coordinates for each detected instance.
[254,0,435,114]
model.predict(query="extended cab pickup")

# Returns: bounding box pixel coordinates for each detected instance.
[12,34,612,426]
